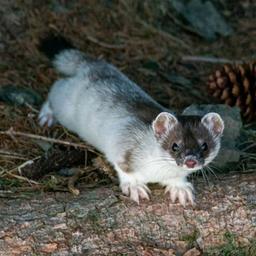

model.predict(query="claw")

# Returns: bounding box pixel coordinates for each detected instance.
[166,182,195,206]
[130,187,140,204]
[170,187,178,203]
[178,189,186,206]
[38,102,55,127]
[138,187,150,200]
[121,184,130,196]
[39,114,55,127]
[186,189,195,205]
[120,183,151,204]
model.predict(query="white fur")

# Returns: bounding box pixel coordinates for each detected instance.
[152,112,178,138]
[53,49,86,76]
[201,112,224,136]
[39,49,222,205]
[112,128,197,204]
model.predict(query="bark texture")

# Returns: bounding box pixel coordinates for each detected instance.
[0,173,255,255]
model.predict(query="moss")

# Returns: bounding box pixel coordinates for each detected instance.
[180,229,200,248]
[0,177,22,188]
[87,209,101,224]
[206,232,255,256]
[86,209,105,234]
[41,176,59,190]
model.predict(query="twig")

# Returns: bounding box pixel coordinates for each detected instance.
[0,150,27,160]
[68,167,97,195]
[241,143,256,152]
[0,128,98,154]
[86,35,126,49]
[0,150,25,156]
[0,154,28,160]
[25,103,40,113]
[167,12,198,35]
[6,172,40,185]
[2,157,42,185]
[17,159,38,175]
[68,168,83,195]
[181,56,244,64]
[1,156,42,177]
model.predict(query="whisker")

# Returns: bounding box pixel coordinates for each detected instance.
[207,163,223,174]
[190,170,200,183]
[205,165,219,180]
[201,168,210,185]
[144,157,176,163]
[140,161,173,170]
[140,157,176,168]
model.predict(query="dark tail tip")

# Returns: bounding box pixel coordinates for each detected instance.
[38,34,74,60]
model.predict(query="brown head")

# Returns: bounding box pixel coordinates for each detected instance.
[152,112,224,171]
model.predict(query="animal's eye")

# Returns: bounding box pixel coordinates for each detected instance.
[172,143,179,152]
[201,143,208,151]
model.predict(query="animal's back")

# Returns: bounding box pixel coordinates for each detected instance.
[39,34,165,156]
[47,64,155,152]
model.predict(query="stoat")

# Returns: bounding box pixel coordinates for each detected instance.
[38,35,224,205]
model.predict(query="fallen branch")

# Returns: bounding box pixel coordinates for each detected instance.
[86,35,126,49]
[6,172,40,185]
[181,55,244,64]
[0,128,98,153]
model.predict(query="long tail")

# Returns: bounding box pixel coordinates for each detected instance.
[39,35,85,76]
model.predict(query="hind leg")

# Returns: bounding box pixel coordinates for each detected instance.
[38,101,56,127]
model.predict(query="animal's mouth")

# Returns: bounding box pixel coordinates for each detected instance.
[181,156,204,171]
[185,159,197,168]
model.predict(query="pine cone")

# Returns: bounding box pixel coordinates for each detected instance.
[207,62,256,122]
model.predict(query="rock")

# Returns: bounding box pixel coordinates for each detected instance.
[40,243,58,253]
[58,167,79,177]
[35,140,53,152]
[163,73,193,88]
[182,104,242,168]
[0,0,26,38]
[0,85,43,106]
[49,0,77,13]
[170,0,233,40]
[183,248,201,256]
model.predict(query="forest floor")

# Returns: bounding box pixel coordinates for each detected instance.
[0,0,255,191]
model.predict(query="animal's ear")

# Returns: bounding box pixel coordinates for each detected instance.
[201,112,224,137]
[152,112,178,138]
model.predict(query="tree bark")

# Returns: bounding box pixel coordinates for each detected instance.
[0,173,255,255]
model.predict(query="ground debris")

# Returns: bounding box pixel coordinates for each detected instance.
[0,173,255,255]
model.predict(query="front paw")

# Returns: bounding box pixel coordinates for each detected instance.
[165,182,194,206]
[121,183,151,204]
